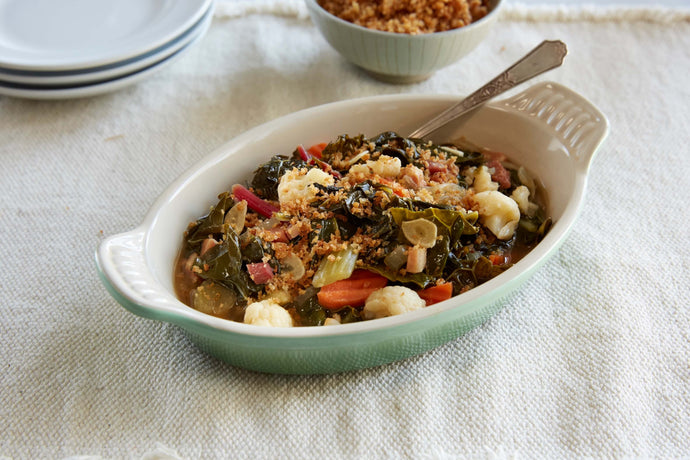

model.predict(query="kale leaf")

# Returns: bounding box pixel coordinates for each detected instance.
[320,134,366,163]
[194,226,260,299]
[371,131,422,167]
[185,192,235,247]
[251,155,308,201]
[291,287,326,326]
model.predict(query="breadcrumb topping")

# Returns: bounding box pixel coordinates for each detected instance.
[318,0,490,35]
[174,132,551,327]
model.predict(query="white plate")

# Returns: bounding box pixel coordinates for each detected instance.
[0,13,210,100]
[0,0,212,71]
[0,4,213,86]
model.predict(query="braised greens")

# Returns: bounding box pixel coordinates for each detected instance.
[174,131,551,326]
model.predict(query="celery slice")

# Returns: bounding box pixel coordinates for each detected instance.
[312,247,359,288]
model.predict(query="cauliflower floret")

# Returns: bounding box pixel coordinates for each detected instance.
[243,299,293,327]
[510,185,539,217]
[472,191,520,240]
[363,286,426,320]
[462,166,476,187]
[347,163,371,177]
[278,168,334,206]
[366,155,401,178]
[473,165,499,193]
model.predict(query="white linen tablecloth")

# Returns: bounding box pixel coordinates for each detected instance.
[1,1,689,458]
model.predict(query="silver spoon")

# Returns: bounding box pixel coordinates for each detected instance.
[408,40,568,139]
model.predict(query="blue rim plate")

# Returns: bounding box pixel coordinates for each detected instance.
[0,3,214,86]
[0,0,213,71]
[0,8,211,100]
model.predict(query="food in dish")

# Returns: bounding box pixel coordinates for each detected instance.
[97,84,608,373]
[173,132,551,327]
[317,0,490,34]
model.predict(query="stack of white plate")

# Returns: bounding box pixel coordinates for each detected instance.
[0,0,214,100]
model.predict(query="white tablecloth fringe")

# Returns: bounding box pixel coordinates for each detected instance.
[213,0,690,23]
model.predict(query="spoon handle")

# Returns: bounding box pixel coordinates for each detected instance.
[408,40,568,139]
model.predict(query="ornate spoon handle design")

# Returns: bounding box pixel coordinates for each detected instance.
[408,40,568,139]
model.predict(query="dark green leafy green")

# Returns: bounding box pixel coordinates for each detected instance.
[446,254,512,292]
[426,235,450,277]
[331,306,362,324]
[239,233,266,264]
[389,207,478,234]
[517,206,552,246]
[311,217,339,242]
[364,264,435,289]
[313,181,397,242]
[185,192,234,247]
[178,130,552,325]
[473,256,511,282]
[320,134,366,164]
[292,287,326,326]
[389,207,480,276]
[344,182,375,215]
[370,131,422,166]
[195,227,260,299]
[251,155,308,200]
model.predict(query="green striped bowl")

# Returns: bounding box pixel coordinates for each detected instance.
[305,0,503,83]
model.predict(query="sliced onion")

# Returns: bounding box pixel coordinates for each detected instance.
[192,281,237,317]
[439,146,464,157]
[401,218,437,248]
[346,150,370,166]
[282,253,305,281]
[518,166,536,195]
[224,200,247,234]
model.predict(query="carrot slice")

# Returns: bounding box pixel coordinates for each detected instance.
[377,177,406,197]
[317,270,387,309]
[307,142,328,159]
[489,254,506,265]
[417,282,453,306]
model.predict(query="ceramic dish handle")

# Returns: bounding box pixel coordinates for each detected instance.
[501,81,609,171]
[96,228,179,319]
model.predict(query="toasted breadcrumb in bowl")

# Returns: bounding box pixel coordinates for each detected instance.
[96,82,608,374]
[305,0,503,83]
